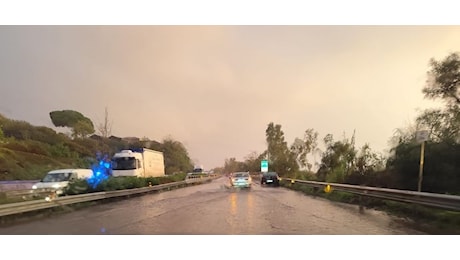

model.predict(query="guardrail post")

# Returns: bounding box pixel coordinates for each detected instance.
[359,195,364,214]
[312,187,319,198]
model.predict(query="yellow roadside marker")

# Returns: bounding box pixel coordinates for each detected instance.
[324,184,332,193]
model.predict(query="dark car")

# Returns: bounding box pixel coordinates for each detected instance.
[261,172,280,186]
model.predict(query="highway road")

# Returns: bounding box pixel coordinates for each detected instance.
[0,177,425,234]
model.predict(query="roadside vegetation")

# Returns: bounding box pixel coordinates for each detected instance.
[216,52,460,234]
[281,181,460,234]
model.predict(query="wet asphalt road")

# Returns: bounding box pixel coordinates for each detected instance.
[0,177,425,234]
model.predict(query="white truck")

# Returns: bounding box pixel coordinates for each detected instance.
[32,168,93,195]
[111,148,165,177]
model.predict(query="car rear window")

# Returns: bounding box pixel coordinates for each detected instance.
[263,172,278,177]
[233,172,248,177]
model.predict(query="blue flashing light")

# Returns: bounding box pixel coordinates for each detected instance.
[87,152,113,189]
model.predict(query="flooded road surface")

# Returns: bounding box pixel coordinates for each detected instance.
[0,177,425,234]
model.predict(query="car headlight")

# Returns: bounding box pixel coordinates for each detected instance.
[52,183,61,189]
[32,185,37,189]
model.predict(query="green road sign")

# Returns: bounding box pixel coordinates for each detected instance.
[261,160,268,172]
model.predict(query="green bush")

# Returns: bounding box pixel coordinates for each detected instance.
[93,176,150,192]
[65,179,91,195]
[118,176,147,189]
[1,119,35,140]
[162,173,187,184]
[145,177,160,186]
[0,126,4,141]
[3,142,29,153]
[23,140,51,156]
[2,140,50,156]
[324,191,358,203]
[48,143,75,158]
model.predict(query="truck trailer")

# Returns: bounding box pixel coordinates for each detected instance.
[111,148,165,177]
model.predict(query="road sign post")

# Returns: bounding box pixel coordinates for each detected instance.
[416,130,429,192]
[418,141,425,192]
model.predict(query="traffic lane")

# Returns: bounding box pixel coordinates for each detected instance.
[0,177,424,234]
[0,178,229,234]
[125,178,423,234]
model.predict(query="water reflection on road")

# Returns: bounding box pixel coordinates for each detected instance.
[0,177,425,234]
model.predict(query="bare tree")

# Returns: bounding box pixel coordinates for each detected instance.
[97,107,113,138]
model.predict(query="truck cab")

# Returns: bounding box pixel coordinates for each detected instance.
[111,150,143,177]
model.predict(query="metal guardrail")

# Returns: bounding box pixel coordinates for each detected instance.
[282,178,460,211]
[0,180,40,191]
[1,174,222,200]
[0,176,218,218]
[1,188,53,199]
[185,173,219,182]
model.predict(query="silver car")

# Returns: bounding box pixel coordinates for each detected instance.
[230,172,252,188]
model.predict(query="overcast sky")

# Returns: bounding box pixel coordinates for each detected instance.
[1,25,459,169]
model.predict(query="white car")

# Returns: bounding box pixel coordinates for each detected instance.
[32,168,93,195]
[230,172,252,188]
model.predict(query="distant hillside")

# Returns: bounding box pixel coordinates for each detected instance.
[0,113,194,180]
[0,147,74,180]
